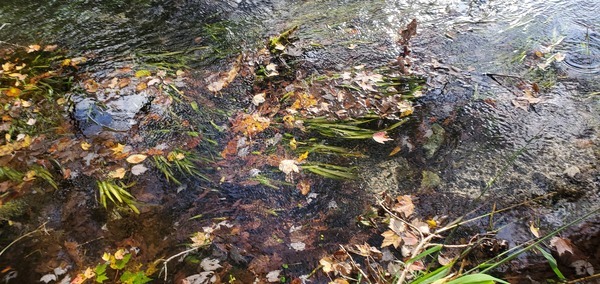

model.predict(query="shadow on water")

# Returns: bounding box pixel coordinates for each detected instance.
[0,0,598,282]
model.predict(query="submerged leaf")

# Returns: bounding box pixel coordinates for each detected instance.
[373,131,393,144]
[126,154,147,164]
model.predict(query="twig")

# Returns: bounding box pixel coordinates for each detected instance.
[341,245,372,284]
[0,222,48,256]
[157,246,200,281]
[567,272,600,284]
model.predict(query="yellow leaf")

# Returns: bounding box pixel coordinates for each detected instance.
[56,98,67,105]
[2,62,15,72]
[114,249,126,260]
[83,267,95,279]
[5,87,21,97]
[381,230,402,248]
[529,221,540,238]
[136,82,147,91]
[101,252,111,262]
[297,151,309,162]
[23,170,36,181]
[126,154,147,164]
[108,168,126,179]
[426,218,438,229]
[289,137,297,150]
[135,70,151,78]
[80,141,92,151]
[111,143,125,155]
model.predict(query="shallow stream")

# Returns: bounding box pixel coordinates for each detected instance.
[0,0,598,282]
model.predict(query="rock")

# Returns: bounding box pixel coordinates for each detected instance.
[421,170,441,190]
[422,124,445,158]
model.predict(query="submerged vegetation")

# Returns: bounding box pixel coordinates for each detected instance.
[1,1,599,282]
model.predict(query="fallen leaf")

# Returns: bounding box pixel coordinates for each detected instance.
[389,146,402,156]
[80,141,91,151]
[529,221,540,238]
[26,44,41,53]
[136,82,147,91]
[111,143,125,155]
[290,242,306,251]
[5,87,21,97]
[84,79,99,93]
[131,164,148,176]
[571,260,594,276]
[373,131,393,144]
[183,272,215,284]
[252,93,266,106]
[200,258,221,272]
[126,154,147,164]
[393,195,415,217]
[297,179,311,195]
[550,237,574,256]
[39,274,57,283]
[266,270,281,283]
[44,45,58,52]
[381,230,402,248]
[279,159,300,175]
[135,70,151,78]
[108,168,126,179]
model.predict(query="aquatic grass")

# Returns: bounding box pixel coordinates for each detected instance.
[152,150,210,185]
[301,162,356,180]
[0,166,23,182]
[97,180,139,214]
[305,117,408,139]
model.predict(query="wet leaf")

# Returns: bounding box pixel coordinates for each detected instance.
[108,168,126,179]
[290,242,306,251]
[126,154,147,164]
[296,179,311,195]
[136,82,148,91]
[200,258,221,271]
[252,93,266,106]
[571,260,594,276]
[529,222,540,238]
[550,237,574,256]
[131,164,148,176]
[80,141,91,151]
[111,143,125,155]
[207,55,241,92]
[266,270,281,283]
[26,44,41,53]
[373,131,393,144]
[2,62,15,72]
[183,272,215,284]
[84,79,99,93]
[43,45,58,52]
[381,230,402,248]
[393,195,415,217]
[135,70,151,78]
[5,87,21,97]
[39,274,57,283]
[389,146,402,156]
[279,159,300,175]
[297,151,309,162]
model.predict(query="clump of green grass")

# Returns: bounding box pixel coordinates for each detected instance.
[152,149,209,185]
[305,117,408,140]
[97,180,139,214]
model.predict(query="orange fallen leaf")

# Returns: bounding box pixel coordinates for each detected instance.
[4,87,21,97]
[136,82,147,91]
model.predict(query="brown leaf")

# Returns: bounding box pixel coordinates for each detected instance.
[398,19,417,45]
[84,79,99,93]
[550,237,574,256]
[136,82,147,91]
[381,230,402,248]
[393,195,415,217]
